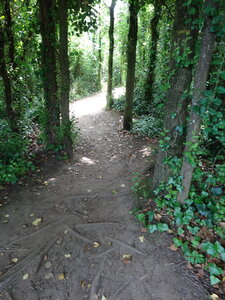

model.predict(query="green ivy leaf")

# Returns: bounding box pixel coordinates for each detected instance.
[148,224,157,233]
[210,275,220,285]
[147,211,154,223]
[157,223,169,232]
[208,263,223,276]
[216,86,225,94]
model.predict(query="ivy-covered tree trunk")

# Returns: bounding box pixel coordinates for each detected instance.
[177,2,216,203]
[123,0,139,131]
[152,0,199,189]
[144,0,162,105]
[39,0,59,146]
[4,0,16,69]
[58,0,73,157]
[106,0,117,109]
[0,24,16,130]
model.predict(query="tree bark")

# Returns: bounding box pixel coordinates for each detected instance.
[106,0,117,109]
[58,0,73,157]
[97,23,102,91]
[0,24,16,130]
[39,0,59,146]
[144,0,162,105]
[152,0,199,189]
[4,0,16,69]
[123,0,139,131]
[177,1,216,203]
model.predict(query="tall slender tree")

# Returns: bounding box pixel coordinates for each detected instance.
[144,0,162,105]
[177,0,216,203]
[58,0,73,157]
[0,24,15,130]
[39,0,59,146]
[123,0,139,130]
[152,0,199,188]
[106,0,117,109]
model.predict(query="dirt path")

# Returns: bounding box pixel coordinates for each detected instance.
[0,89,208,300]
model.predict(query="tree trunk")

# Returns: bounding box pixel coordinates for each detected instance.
[177,1,216,203]
[39,0,59,146]
[152,0,199,189]
[144,0,162,105]
[0,24,16,130]
[106,0,117,109]
[97,24,102,91]
[123,1,139,131]
[4,0,16,69]
[58,0,73,157]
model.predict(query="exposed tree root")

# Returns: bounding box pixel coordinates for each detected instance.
[105,237,145,256]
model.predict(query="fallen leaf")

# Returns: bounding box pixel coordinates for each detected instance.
[23,273,29,280]
[45,272,54,280]
[112,190,118,194]
[29,213,34,217]
[220,222,225,228]
[80,280,86,287]
[139,236,144,243]
[64,253,71,258]
[58,273,65,280]
[32,218,42,227]
[140,227,147,233]
[11,258,18,263]
[210,294,219,300]
[4,214,9,218]
[122,254,133,264]
[187,262,193,270]
[45,261,52,269]
[196,268,204,277]
[120,184,125,188]
[87,283,92,288]
[167,229,174,234]
[92,242,100,248]
[154,213,162,221]
[43,181,49,186]
[102,296,107,300]
[169,244,178,251]
[2,219,9,224]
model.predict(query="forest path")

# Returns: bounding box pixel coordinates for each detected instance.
[0,89,208,300]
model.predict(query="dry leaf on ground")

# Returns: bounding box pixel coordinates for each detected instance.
[139,236,144,243]
[45,272,54,280]
[169,244,178,251]
[23,273,29,280]
[92,242,100,248]
[58,273,65,280]
[32,218,42,227]
[122,254,133,264]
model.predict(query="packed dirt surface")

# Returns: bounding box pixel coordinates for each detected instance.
[0,89,208,300]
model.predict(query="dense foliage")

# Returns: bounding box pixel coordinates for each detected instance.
[0,0,224,294]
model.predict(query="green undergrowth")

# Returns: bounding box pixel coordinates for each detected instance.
[112,94,163,138]
[132,168,225,289]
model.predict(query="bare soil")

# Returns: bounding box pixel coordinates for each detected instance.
[0,89,208,300]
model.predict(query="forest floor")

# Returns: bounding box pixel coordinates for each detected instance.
[0,88,209,300]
